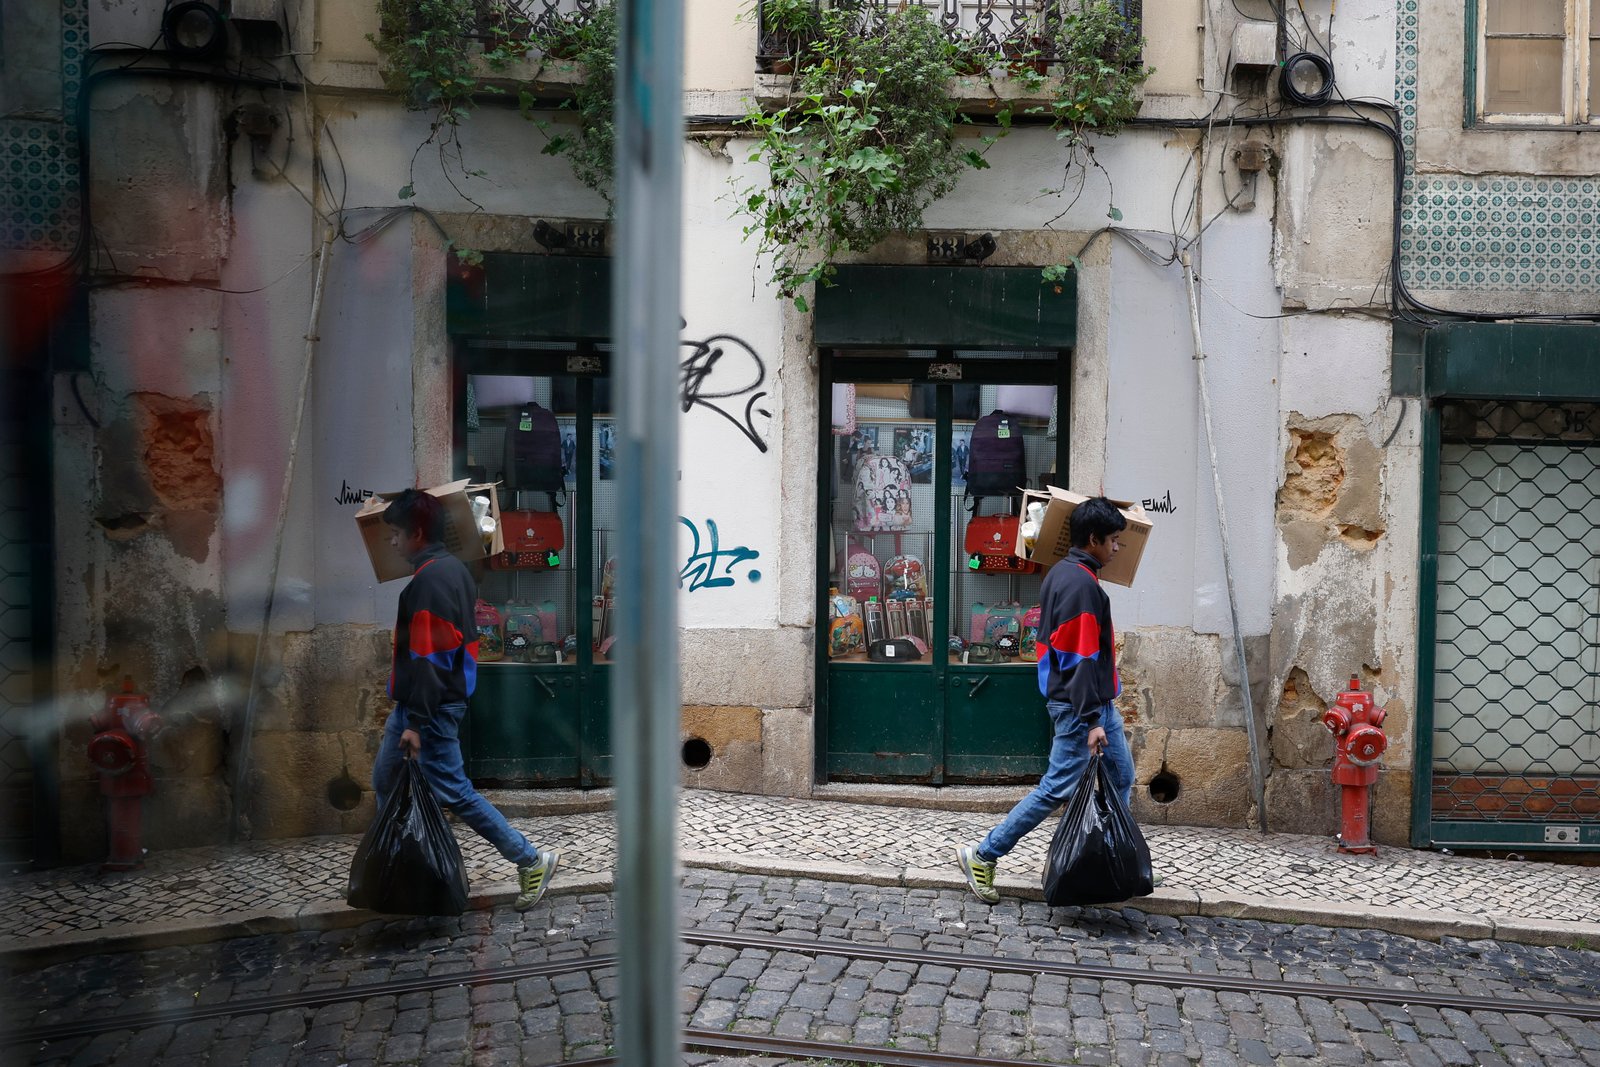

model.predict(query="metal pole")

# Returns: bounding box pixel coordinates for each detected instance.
[1179,252,1268,833]
[611,0,683,1055]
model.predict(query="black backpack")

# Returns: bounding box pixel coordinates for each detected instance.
[965,410,1026,506]
[501,402,564,494]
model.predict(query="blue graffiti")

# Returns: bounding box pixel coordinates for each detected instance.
[679,517,762,591]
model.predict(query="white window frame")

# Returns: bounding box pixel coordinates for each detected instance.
[1476,0,1599,125]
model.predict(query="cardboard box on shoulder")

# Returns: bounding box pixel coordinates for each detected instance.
[356,479,504,583]
[1015,486,1152,587]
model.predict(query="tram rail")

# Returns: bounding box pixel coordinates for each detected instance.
[9,925,1598,1054]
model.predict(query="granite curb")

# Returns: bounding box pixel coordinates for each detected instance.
[5,852,1593,970]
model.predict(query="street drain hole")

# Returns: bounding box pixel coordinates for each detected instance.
[681,737,713,769]
[1148,767,1181,805]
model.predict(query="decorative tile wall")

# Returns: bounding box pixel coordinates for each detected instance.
[1,0,83,254]
[1397,0,1600,293]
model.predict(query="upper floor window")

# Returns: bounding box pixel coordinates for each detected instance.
[1477,0,1600,125]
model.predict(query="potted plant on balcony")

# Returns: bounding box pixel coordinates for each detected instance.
[1046,0,1152,142]
[746,0,821,73]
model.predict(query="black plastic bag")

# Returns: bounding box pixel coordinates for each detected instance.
[347,758,470,916]
[1043,753,1154,907]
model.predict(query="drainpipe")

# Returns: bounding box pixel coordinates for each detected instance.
[1180,252,1268,833]
[229,224,337,842]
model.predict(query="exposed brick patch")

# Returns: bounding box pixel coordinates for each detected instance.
[1278,428,1345,518]
[139,395,220,514]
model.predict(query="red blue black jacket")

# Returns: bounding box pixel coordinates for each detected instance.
[1035,547,1120,725]
[389,543,480,731]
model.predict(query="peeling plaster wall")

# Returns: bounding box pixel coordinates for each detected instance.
[1262,312,1417,840]
[87,79,228,280]
[55,283,235,856]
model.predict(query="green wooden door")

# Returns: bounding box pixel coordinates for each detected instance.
[817,350,1064,784]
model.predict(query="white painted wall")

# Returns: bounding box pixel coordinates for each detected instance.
[926,128,1198,233]
[219,140,320,634]
[1102,235,1199,629]
[1279,315,1392,420]
[311,227,417,628]
[1186,214,1281,638]
[678,144,786,628]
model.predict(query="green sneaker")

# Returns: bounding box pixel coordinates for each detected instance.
[955,845,1000,904]
[515,849,560,912]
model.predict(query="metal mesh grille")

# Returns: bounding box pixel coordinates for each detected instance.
[0,383,36,862]
[1432,400,1600,824]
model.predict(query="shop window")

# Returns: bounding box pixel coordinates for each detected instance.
[466,372,579,664]
[461,349,616,667]
[1475,0,1600,125]
[826,369,1059,668]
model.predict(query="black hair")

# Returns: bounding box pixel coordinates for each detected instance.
[1070,496,1126,548]
[382,488,444,544]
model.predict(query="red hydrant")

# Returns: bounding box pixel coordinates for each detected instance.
[87,677,163,871]
[1322,675,1387,855]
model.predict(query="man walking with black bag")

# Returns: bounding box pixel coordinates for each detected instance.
[955,497,1137,904]
[373,489,560,912]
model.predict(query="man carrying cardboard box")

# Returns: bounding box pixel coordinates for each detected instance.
[373,489,560,912]
[956,496,1151,904]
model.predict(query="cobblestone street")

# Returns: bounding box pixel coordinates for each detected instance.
[7,791,1600,955]
[8,870,1598,1066]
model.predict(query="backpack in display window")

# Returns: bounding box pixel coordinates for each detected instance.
[828,590,865,657]
[853,453,913,532]
[845,544,883,606]
[883,553,926,598]
[965,410,1027,503]
[501,402,564,493]
[1020,604,1042,659]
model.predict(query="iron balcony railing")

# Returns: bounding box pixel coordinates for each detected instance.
[473,0,1141,75]
[754,0,1144,74]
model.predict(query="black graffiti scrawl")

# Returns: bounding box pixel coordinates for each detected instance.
[680,333,772,453]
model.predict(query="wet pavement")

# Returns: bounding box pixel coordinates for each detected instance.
[4,790,1599,963]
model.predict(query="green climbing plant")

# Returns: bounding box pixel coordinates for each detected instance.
[1044,0,1153,145]
[736,7,999,308]
[369,0,531,204]
[368,0,617,208]
[521,4,618,206]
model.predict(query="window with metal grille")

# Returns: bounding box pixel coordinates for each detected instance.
[1430,399,1600,826]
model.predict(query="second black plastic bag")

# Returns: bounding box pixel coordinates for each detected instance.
[1042,753,1154,906]
[347,758,470,916]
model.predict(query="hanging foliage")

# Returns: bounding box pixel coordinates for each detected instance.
[369,0,616,207]
[736,7,1000,309]
[521,4,618,207]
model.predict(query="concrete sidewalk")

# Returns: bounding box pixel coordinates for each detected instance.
[4,790,1598,965]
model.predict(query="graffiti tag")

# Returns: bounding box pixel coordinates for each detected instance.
[335,479,377,506]
[680,333,771,453]
[679,516,762,592]
[1141,490,1177,514]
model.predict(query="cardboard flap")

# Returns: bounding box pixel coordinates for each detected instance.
[1016,486,1153,587]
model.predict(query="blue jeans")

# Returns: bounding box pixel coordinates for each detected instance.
[978,701,1133,862]
[373,703,540,867]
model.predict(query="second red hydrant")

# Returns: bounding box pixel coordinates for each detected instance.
[1322,675,1388,856]
[87,676,163,871]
